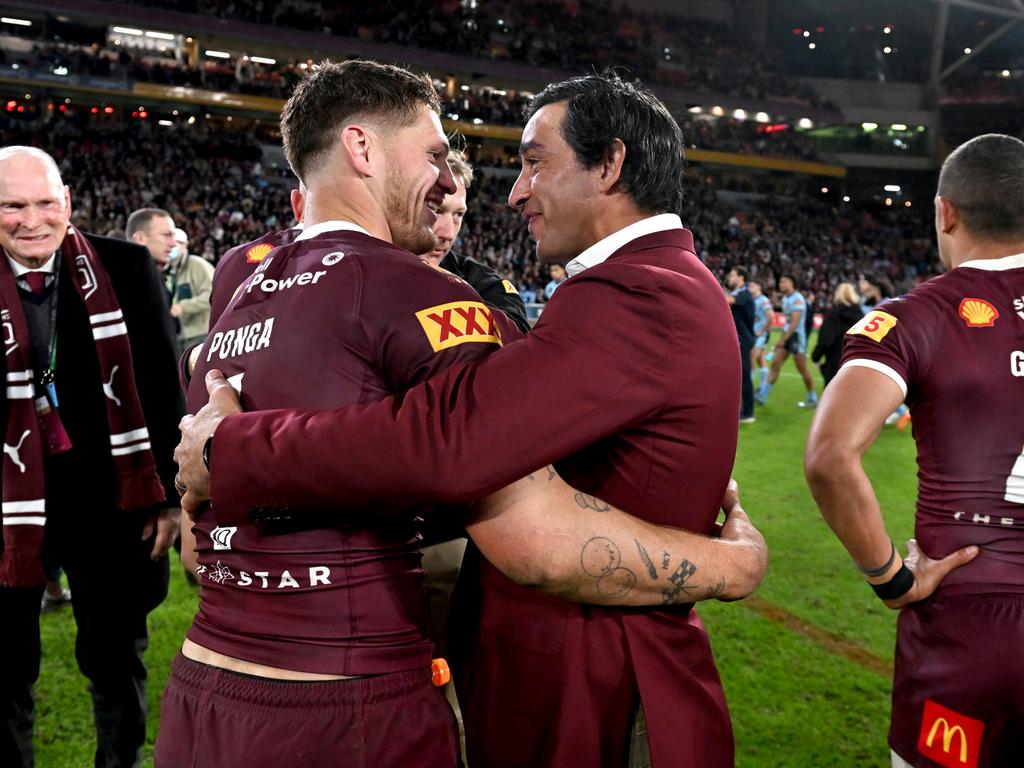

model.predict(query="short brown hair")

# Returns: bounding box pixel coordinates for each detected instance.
[281,59,441,183]
[447,148,473,190]
[126,207,171,238]
[938,133,1024,242]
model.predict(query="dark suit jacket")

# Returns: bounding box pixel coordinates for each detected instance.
[40,234,184,519]
[812,302,864,385]
[730,286,756,348]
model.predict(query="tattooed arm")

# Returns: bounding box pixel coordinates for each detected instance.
[465,469,767,606]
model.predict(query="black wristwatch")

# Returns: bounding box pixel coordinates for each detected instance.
[202,434,214,470]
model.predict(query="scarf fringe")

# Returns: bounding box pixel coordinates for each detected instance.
[118,470,167,512]
[0,539,45,587]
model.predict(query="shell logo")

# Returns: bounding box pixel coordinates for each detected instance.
[959,298,999,328]
[245,243,274,263]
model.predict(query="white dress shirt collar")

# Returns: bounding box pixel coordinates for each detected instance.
[565,213,683,277]
[7,252,57,277]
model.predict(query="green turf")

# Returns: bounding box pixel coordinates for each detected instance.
[33,346,921,766]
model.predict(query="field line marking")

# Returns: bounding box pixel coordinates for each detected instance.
[740,595,893,677]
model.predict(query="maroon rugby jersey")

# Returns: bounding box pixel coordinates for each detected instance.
[842,252,1024,592]
[209,228,740,766]
[186,221,515,674]
[209,226,302,326]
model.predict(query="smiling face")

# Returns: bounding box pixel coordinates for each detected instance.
[422,176,468,266]
[382,106,456,255]
[508,101,602,263]
[0,152,71,268]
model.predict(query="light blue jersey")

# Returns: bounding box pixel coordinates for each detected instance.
[782,291,807,334]
[782,290,808,354]
[753,294,772,336]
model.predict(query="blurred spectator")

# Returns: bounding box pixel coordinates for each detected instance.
[544,263,566,299]
[812,282,863,386]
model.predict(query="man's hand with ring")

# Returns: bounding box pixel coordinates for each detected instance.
[174,369,243,519]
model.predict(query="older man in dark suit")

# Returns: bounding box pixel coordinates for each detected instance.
[0,146,183,768]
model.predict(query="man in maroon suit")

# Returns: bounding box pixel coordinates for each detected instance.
[805,134,1024,768]
[178,72,747,767]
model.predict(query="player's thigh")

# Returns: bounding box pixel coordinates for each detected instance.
[890,593,1024,768]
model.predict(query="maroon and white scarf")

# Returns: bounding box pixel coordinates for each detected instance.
[0,226,165,587]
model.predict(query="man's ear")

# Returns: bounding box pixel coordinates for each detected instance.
[597,138,627,193]
[935,195,958,235]
[340,124,376,177]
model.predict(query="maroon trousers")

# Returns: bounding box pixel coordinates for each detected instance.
[449,553,733,767]
[155,655,460,768]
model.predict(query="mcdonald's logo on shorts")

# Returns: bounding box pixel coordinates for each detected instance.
[917,699,984,768]
[416,301,503,352]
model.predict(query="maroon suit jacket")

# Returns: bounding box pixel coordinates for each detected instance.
[211,228,741,766]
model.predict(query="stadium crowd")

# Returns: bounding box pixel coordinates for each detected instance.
[108,0,834,109]
[459,170,938,307]
[0,108,933,310]
[0,112,291,264]
[1,34,826,161]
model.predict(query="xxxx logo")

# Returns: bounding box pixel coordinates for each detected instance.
[416,301,502,352]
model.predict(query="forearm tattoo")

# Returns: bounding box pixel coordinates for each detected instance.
[575,492,611,512]
[635,539,658,580]
[580,537,637,598]
[661,559,698,604]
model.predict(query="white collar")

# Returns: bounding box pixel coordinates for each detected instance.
[959,252,1024,272]
[566,213,682,277]
[295,220,371,242]
[7,252,57,277]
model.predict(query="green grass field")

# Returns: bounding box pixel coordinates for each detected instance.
[34,356,920,767]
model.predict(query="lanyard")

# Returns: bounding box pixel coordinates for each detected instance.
[38,267,60,408]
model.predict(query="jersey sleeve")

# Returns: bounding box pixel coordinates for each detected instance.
[839,297,939,398]
[363,259,508,391]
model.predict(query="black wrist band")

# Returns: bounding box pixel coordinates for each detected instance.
[870,564,914,601]
[858,541,897,577]
[202,435,213,470]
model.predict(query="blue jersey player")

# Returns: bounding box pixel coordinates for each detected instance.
[757,274,817,407]
[749,280,774,390]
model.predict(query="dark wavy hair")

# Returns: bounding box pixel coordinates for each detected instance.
[527,71,686,215]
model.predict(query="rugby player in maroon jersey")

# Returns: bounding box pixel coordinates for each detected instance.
[806,134,1024,768]
[164,61,766,768]
[176,71,760,768]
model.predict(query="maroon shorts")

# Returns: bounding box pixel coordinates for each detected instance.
[154,654,460,768]
[890,589,1024,768]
